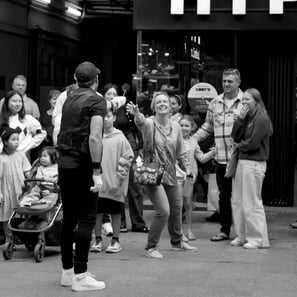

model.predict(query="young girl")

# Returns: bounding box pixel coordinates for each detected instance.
[91,102,134,253]
[0,125,31,240]
[178,115,216,240]
[169,94,183,122]
[19,146,58,209]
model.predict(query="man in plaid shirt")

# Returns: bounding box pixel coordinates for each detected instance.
[193,68,243,241]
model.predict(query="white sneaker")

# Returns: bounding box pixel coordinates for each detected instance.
[186,231,196,241]
[231,237,245,247]
[90,241,103,253]
[102,223,113,236]
[105,241,122,253]
[61,268,74,287]
[145,247,163,259]
[172,241,198,252]
[243,242,260,249]
[71,272,106,292]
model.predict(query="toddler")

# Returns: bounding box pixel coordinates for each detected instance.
[19,146,58,209]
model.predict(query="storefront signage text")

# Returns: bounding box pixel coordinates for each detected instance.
[170,0,297,15]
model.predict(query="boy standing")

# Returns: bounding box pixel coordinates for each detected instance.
[91,102,134,253]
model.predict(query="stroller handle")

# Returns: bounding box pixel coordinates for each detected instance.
[24,179,59,192]
[24,178,56,184]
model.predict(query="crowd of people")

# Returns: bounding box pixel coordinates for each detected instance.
[0,64,274,292]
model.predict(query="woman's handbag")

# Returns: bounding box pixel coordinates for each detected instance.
[225,148,239,178]
[133,124,165,186]
[133,160,165,186]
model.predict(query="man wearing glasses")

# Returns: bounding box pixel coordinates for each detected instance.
[193,68,243,242]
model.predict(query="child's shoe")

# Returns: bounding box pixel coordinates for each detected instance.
[105,240,122,253]
[61,268,74,287]
[186,231,196,241]
[71,272,105,292]
[90,240,103,253]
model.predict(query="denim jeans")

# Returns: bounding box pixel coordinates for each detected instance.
[215,162,233,236]
[127,165,147,229]
[144,183,183,249]
[59,166,97,274]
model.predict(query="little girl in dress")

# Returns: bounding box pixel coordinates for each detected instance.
[0,125,31,240]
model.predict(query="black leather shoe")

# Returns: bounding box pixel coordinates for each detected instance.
[132,226,149,233]
[205,212,220,222]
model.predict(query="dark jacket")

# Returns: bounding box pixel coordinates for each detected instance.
[231,108,273,161]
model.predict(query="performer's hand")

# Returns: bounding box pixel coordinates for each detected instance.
[90,174,103,193]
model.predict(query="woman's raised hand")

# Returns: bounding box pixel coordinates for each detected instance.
[126,102,140,116]
[238,105,249,120]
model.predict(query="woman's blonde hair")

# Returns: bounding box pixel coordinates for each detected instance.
[150,91,169,111]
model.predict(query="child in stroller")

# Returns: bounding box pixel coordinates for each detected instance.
[18,146,58,229]
[3,146,61,262]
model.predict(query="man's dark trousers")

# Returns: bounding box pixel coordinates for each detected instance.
[215,162,232,236]
[59,165,96,274]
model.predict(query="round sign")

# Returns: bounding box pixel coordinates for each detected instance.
[187,82,218,113]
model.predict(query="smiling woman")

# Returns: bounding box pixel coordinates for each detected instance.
[0,90,46,156]
[126,91,198,259]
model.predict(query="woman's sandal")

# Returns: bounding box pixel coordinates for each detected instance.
[210,232,229,242]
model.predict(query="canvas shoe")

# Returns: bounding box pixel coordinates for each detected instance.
[105,241,122,253]
[61,268,74,287]
[90,241,103,253]
[71,272,106,292]
[172,241,198,252]
[145,247,164,259]
[120,225,128,233]
[230,237,245,247]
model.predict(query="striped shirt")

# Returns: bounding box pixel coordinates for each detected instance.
[193,91,243,164]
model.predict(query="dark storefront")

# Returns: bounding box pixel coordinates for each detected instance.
[133,0,297,206]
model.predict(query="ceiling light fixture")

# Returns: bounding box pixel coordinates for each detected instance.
[35,0,51,4]
[66,4,82,18]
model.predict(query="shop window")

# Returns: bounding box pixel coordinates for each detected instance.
[134,31,233,116]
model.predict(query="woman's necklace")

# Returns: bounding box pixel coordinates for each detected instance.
[156,118,171,135]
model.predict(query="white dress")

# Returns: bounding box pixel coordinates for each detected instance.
[0,152,31,221]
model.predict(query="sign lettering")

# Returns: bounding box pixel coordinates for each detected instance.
[170,0,297,15]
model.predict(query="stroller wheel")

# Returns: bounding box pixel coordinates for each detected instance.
[3,241,14,260]
[34,239,46,263]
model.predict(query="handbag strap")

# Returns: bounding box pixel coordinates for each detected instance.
[149,123,156,163]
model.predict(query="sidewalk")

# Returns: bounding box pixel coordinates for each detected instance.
[1,205,297,297]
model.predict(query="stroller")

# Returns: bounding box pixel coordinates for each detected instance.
[2,159,62,263]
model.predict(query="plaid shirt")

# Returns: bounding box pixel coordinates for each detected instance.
[193,91,243,164]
